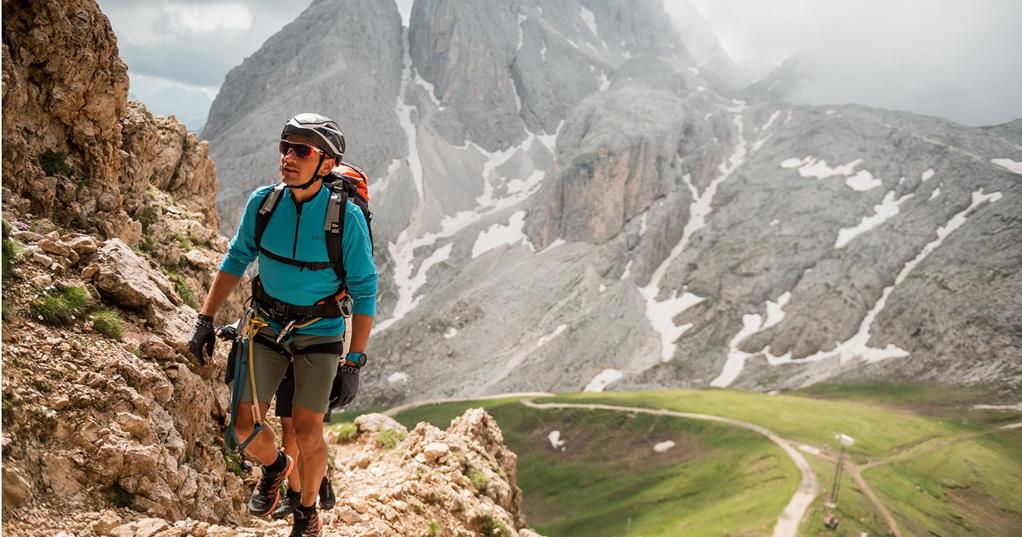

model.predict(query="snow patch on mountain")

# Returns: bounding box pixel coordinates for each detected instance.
[472,211,532,258]
[378,242,453,332]
[773,188,1003,368]
[537,324,567,347]
[397,36,424,200]
[711,312,766,387]
[653,440,676,453]
[584,369,622,392]
[379,130,553,331]
[763,292,791,329]
[780,156,883,191]
[710,289,793,387]
[548,431,566,450]
[835,190,914,248]
[539,238,566,253]
[929,188,941,201]
[845,170,883,191]
[641,102,748,362]
[921,168,935,181]
[991,158,1022,175]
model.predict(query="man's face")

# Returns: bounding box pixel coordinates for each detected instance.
[279,135,333,185]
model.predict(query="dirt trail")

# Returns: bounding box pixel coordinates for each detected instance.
[810,420,1022,537]
[385,395,820,537]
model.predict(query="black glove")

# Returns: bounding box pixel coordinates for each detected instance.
[188,313,215,365]
[215,324,238,341]
[329,364,360,408]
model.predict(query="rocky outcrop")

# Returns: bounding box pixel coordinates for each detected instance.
[1,0,246,531]
[3,410,545,537]
[1,0,129,234]
[2,0,219,244]
[1,220,247,531]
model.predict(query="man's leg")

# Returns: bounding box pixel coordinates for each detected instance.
[286,334,342,535]
[281,418,302,492]
[293,405,328,508]
[232,401,276,464]
[275,366,302,494]
[235,337,293,516]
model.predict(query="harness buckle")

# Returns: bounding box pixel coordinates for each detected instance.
[276,320,297,344]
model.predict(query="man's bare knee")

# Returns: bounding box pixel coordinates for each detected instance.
[281,417,297,437]
[292,409,325,448]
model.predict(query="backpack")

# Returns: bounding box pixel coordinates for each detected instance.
[253,163,373,289]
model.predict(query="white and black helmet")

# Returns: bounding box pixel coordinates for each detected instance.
[281,113,345,161]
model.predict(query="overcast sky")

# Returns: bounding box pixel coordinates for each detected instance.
[99,0,1022,129]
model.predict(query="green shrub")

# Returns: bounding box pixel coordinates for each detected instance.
[39,151,74,177]
[428,521,441,536]
[91,308,124,340]
[479,514,511,537]
[173,232,192,250]
[334,422,358,443]
[30,295,76,325]
[62,286,90,313]
[223,454,244,477]
[175,277,199,308]
[2,237,22,281]
[375,429,405,450]
[28,286,91,325]
[137,205,158,234]
[466,466,490,493]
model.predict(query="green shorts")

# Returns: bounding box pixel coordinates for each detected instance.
[235,328,342,414]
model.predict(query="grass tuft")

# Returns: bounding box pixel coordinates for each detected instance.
[91,308,124,340]
[334,422,358,443]
[39,150,74,177]
[480,514,511,537]
[175,277,199,309]
[375,429,405,450]
[29,286,91,326]
[467,466,490,494]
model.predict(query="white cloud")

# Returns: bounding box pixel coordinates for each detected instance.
[163,2,253,36]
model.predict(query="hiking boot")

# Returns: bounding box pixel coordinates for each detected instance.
[249,451,295,516]
[271,488,301,520]
[318,475,336,510]
[290,506,322,537]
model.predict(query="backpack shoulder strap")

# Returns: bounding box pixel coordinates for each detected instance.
[323,182,348,286]
[255,183,287,247]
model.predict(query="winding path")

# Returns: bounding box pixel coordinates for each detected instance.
[384,394,819,537]
[809,418,1022,537]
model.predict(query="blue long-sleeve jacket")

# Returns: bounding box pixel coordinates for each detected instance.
[219,183,378,336]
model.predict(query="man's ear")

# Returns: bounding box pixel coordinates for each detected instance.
[319,157,336,176]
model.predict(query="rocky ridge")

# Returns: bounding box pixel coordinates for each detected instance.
[3,409,543,537]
